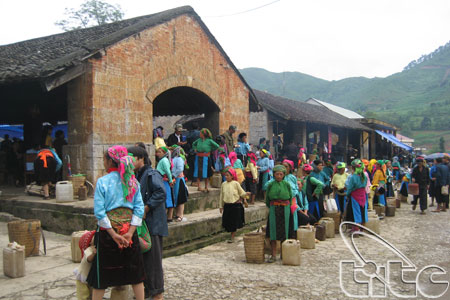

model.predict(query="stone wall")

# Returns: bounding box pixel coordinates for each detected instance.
[249,109,269,147]
[67,14,251,182]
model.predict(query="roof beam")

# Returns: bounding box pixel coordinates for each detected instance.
[42,63,86,92]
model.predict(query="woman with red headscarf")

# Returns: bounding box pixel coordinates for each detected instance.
[87,146,145,300]
[219,167,249,243]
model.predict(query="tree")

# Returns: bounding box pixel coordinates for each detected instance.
[420,116,432,129]
[439,137,446,152]
[55,0,124,31]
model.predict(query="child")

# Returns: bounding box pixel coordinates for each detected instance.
[219,167,249,243]
[244,152,258,205]
[75,230,96,300]
[265,165,294,263]
[331,162,348,213]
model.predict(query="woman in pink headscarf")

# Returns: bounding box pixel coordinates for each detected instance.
[219,167,249,243]
[87,145,145,300]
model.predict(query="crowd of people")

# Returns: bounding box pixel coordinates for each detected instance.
[2,122,448,298]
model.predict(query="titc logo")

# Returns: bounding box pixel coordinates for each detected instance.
[339,222,449,298]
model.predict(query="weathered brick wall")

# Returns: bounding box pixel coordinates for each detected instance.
[68,14,250,182]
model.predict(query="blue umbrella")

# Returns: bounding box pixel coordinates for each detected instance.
[425,153,450,160]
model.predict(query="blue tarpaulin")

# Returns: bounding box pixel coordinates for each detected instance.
[375,130,413,151]
[0,123,68,141]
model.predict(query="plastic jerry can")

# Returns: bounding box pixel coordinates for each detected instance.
[385,205,396,217]
[364,215,380,234]
[56,181,74,203]
[320,217,335,238]
[324,211,341,233]
[71,231,87,262]
[3,243,25,278]
[282,239,301,266]
[297,226,315,249]
[314,223,326,241]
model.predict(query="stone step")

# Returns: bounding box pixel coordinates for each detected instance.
[0,186,268,257]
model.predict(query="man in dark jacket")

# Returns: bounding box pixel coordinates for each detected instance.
[411,158,430,214]
[432,157,450,212]
[128,146,167,300]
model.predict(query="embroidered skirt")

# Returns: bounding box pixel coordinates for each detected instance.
[163,181,174,208]
[194,154,212,179]
[87,208,145,289]
[173,177,188,206]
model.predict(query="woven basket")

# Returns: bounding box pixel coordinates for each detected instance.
[243,232,265,264]
[7,219,41,257]
[69,175,86,196]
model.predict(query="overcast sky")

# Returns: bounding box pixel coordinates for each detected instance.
[1,0,449,80]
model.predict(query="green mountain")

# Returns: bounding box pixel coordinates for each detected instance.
[241,40,450,135]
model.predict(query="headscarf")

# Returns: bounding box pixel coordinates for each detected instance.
[300,148,306,153]
[153,127,163,139]
[200,128,212,139]
[393,156,399,163]
[78,230,95,258]
[247,152,257,165]
[377,160,385,166]
[159,146,172,168]
[361,159,369,168]
[229,151,238,167]
[273,164,287,174]
[224,167,237,181]
[261,149,268,157]
[368,159,377,173]
[107,145,139,202]
[303,164,312,172]
[282,159,294,172]
[172,145,188,169]
[351,159,364,175]
[337,162,346,169]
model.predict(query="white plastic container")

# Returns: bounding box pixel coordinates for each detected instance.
[3,243,25,278]
[282,239,301,266]
[297,226,315,249]
[56,181,74,203]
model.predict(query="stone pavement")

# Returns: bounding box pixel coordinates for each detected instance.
[0,199,449,299]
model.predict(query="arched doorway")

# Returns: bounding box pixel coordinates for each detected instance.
[152,86,220,136]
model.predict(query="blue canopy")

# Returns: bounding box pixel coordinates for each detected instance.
[0,125,24,140]
[0,123,68,141]
[375,130,413,152]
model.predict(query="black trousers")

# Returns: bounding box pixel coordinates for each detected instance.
[297,211,317,226]
[412,187,428,211]
[143,235,164,297]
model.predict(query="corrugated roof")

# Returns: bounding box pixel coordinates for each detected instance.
[306,98,365,119]
[254,90,370,131]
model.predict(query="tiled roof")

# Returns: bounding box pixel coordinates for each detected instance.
[254,90,370,130]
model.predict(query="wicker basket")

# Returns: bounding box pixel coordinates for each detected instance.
[243,231,265,264]
[7,219,41,257]
[69,175,86,196]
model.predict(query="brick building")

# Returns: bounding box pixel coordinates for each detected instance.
[0,6,259,182]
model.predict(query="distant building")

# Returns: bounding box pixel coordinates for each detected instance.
[306,98,365,119]
[395,133,414,147]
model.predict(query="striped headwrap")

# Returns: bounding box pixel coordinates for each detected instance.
[200,128,212,139]
[273,164,287,174]
[107,145,138,202]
